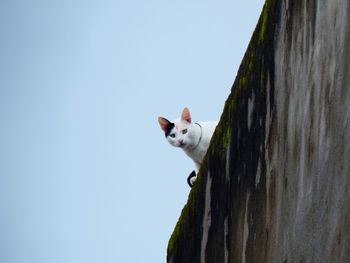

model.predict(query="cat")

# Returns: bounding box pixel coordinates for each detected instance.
[158,107,218,187]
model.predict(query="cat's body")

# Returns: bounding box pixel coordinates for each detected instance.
[158,108,218,187]
[182,121,217,169]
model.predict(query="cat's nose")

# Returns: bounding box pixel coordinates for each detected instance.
[179,139,184,145]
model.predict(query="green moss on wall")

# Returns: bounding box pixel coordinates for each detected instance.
[259,0,277,42]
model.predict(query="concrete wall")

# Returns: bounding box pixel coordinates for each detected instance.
[271,0,350,261]
[167,0,350,262]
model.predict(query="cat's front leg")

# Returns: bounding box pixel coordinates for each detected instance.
[187,162,201,187]
[187,171,197,187]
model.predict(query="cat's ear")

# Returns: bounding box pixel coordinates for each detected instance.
[158,117,171,133]
[181,107,192,123]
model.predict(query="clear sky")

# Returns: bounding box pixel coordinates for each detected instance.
[0,1,264,262]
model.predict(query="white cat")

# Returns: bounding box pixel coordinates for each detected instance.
[158,107,218,187]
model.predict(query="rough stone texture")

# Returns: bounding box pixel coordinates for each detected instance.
[167,0,350,262]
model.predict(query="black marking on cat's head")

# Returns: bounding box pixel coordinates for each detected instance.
[165,122,175,138]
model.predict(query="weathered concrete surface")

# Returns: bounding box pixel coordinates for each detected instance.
[271,0,350,261]
[167,0,350,262]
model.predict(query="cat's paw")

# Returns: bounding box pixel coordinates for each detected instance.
[187,171,197,188]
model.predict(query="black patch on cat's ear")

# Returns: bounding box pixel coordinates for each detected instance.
[165,122,175,137]
[158,117,174,137]
[187,171,196,188]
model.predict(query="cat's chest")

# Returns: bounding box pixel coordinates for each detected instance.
[184,140,209,163]
[185,122,217,163]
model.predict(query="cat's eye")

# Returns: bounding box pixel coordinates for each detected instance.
[182,129,188,134]
[170,133,176,138]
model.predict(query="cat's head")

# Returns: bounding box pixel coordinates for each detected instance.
[158,107,198,150]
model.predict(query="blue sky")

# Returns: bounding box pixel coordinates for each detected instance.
[0,1,264,262]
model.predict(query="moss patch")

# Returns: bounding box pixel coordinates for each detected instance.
[259,0,277,42]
